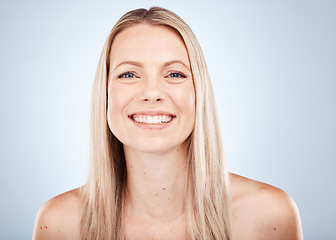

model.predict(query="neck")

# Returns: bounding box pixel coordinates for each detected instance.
[123,144,188,222]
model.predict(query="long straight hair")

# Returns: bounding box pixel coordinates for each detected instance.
[80,7,232,240]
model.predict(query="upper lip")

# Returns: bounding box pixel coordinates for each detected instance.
[128,110,176,118]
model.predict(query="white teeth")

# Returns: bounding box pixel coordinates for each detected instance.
[132,114,173,124]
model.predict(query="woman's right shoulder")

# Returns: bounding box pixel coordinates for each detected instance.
[32,187,82,240]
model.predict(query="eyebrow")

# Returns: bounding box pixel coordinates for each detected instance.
[164,60,191,71]
[112,61,144,71]
[112,60,190,71]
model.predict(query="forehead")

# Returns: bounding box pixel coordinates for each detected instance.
[110,24,190,66]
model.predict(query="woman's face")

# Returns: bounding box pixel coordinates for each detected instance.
[107,24,195,154]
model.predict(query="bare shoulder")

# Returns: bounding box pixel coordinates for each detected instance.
[32,188,82,240]
[229,173,303,240]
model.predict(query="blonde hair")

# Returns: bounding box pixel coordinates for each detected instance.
[80,7,232,240]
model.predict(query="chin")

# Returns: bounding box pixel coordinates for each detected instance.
[125,138,180,154]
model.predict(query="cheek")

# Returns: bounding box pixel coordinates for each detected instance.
[169,82,196,120]
[179,84,195,114]
[106,85,129,131]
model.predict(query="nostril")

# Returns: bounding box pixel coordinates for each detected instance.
[139,95,164,102]
[140,97,150,102]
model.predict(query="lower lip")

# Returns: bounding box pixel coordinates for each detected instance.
[129,116,175,130]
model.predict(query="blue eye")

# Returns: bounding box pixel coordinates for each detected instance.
[119,72,135,78]
[169,72,186,78]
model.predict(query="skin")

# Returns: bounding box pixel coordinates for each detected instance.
[32,24,303,240]
[108,24,194,239]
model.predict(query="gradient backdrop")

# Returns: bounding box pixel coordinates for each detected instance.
[1,0,335,239]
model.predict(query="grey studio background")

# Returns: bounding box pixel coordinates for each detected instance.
[1,0,335,239]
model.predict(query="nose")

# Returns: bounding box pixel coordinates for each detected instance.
[138,78,165,103]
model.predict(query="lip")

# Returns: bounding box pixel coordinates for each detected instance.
[128,110,176,129]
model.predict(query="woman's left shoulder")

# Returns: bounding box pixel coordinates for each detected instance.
[229,173,303,240]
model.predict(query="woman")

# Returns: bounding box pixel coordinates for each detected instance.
[33,7,303,240]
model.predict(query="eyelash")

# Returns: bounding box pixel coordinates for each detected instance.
[117,71,187,79]
[118,71,136,79]
[168,71,186,78]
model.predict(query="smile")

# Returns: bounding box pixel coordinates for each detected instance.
[131,114,174,124]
